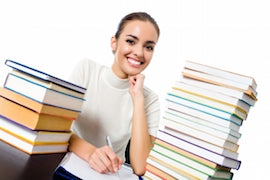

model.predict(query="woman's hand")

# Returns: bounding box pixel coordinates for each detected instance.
[128,74,145,100]
[88,146,123,174]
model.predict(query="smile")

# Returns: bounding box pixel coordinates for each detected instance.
[127,58,143,65]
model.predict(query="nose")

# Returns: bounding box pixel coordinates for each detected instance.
[133,44,144,58]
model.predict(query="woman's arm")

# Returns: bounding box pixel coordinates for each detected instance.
[68,134,123,174]
[128,74,155,176]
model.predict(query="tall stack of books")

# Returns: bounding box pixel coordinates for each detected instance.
[144,60,257,180]
[0,59,86,154]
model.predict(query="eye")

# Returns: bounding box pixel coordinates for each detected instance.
[145,45,154,51]
[126,39,135,45]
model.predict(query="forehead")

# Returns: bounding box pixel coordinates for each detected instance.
[121,20,158,42]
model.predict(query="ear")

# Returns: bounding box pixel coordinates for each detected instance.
[110,36,117,53]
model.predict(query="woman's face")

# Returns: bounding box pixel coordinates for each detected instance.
[111,20,159,79]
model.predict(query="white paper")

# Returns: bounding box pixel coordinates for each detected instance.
[59,152,138,180]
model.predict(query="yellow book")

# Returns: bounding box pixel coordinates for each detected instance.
[0,96,73,131]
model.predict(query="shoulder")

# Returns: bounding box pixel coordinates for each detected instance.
[69,58,104,88]
[75,58,101,71]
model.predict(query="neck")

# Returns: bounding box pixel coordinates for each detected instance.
[111,60,128,79]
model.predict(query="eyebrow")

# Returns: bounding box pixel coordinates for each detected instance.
[126,34,156,45]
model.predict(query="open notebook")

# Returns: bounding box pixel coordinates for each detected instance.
[54,152,139,180]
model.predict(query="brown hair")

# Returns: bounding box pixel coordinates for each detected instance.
[115,12,160,39]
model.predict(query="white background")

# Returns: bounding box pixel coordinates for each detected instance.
[1,0,269,179]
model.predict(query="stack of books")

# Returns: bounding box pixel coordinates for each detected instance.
[0,59,86,155]
[144,60,257,180]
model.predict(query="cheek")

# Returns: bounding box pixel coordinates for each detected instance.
[118,44,131,56]
[144,51,154,62]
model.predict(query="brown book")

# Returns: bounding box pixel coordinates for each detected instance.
[0,87,79,119]
[0,96,73,131]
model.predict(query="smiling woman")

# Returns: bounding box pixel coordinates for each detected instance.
[68,12,161,176]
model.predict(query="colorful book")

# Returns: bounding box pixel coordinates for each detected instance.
[0,96,73,131]
[143,170,163,180]
[11,70,85,99]
[165,108,241,140]
[0,130,68,154]
[4,73,84,112]
[182,68,257,100]
[0,116,70,154]
[146,163,178,180]
[163,118,239,153]
[163,126,239,159]
[172,83,249,117]
[147,155,199,180]
[176,77,255,106]
[5,59,86,94]
[0,87,79,119]
[156,130,241,169]
[154,139,231,171]
[166,99,241,130]
[166,94,243,125]
[150,145,233,179]
[0,115,71,145]
[163,112,240,144]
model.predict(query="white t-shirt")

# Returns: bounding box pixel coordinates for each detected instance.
[69,59,160,160]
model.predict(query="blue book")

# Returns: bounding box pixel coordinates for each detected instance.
[5,59,86,94]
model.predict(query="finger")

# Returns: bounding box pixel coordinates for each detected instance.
[105,146,122,172]
[89,148,114,173]
[89,154,109,173]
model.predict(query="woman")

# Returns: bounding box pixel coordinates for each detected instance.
[68,12,160,176]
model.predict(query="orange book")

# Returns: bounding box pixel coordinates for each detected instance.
[0,87,78,119]
[0,96,73,131]
[146,163,177,180]
[155,139,231,171]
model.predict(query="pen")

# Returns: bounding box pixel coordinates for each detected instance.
[106,136,120,178]
[106,136,113,150]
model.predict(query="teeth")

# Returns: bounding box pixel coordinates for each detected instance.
[128,58,141,65]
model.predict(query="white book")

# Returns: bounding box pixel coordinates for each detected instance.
[0,116,71,144]
[184,60,257,90]
[163,111,240,151]
[173,80,251,111]
[182,68,257,100]
[152,143,233,179]
[11,70,85,99]
[169,88,247,120]
[166,93,243,125]
[165,108,241,139]
[166,100,241,131]
[4,73,84,111]
[0,128,68,154]
[164,110,240,142]
[164,120,239,155]
[179,76,256,106]
[156,130,241,170]
[5,59,86,94]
